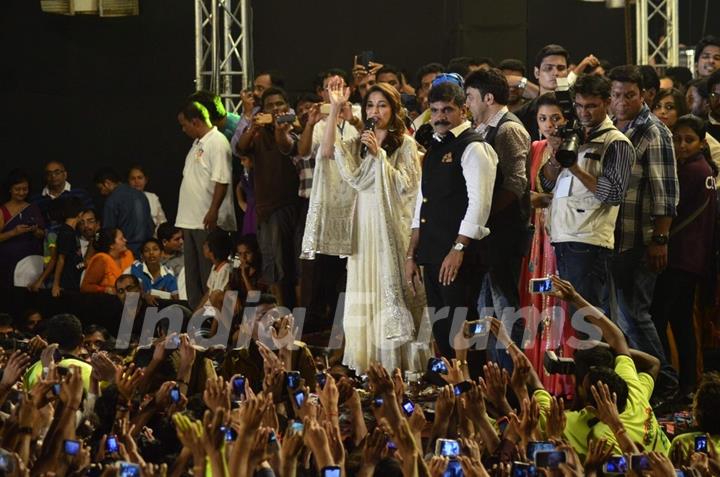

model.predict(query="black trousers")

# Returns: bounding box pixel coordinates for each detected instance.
[650,268,699,394]
[423,262,482,359]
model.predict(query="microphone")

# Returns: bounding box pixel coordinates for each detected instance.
[360,117,377,158]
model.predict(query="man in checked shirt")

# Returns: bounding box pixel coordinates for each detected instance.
[608,65,680,407]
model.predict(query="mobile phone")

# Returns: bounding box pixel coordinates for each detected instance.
[170,335,181,348]
[232,375,246,398]
[387,439,397,450]
[0,448,13,473]
[453,381,472,396]
[435,438,460,457]
[357,50,375,69]
[630,454,650,471]
[117,461,141,477]
[465,318,489,337]
[511,461,537,477]
[316,372,327,390]
[255,113,273,125]
[286,371,301,390]
[220,425,237,442]
[169,386,181,404]
[603,455,628,474]
[444,459,463,477]
[106,435,119,454]
[52,383,61,395]
[64,439,81,456]
[290,421,304,433]
[526,441,555,461]
[268,431,279,451]
[293,390,305,408]
[321,466,341,477]
[497,416,510,435]
[428,357,448,375]
[276,113,296,124]
[535,450,566,469]
[401,398,415,416]
[529,277,553,294]
[372,396,384,408]
[695,435,708,453]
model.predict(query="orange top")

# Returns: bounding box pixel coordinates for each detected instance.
[80,250,135,293]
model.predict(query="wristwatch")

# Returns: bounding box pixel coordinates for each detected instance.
[651,234,668,245]
[452,242,466,252]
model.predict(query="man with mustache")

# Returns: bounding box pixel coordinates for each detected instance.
[405,78,498,362]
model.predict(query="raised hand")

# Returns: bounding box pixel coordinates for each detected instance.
[115,363,144,402]
[583,438,612,473]
[0,350,31,390]
[546,396,566,441]
[326,76,350,107]
[203,376,231,412]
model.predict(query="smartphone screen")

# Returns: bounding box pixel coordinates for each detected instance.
[428,358,448,374]
[527,442,555,461]
[535,451,566,469]
[106,435,119,454]
[64,439,80,456]
[293,390,305,408]
[695,435,708,453]
[401,399,415,416]
[170,386,181,403]
[529,278,553,294]
[286,371,300,389]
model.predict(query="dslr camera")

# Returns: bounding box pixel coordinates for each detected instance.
[554,77,583,168]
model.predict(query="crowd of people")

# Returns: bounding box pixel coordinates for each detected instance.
[2,35,720,476]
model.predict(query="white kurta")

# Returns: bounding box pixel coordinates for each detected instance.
[330,135,431,373]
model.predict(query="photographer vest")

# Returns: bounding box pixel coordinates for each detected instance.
[549,117,631,249]
[416,128,485,265]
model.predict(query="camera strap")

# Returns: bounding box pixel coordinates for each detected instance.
[585,127,615,143]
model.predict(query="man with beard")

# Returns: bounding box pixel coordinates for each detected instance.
[405,79,498,361]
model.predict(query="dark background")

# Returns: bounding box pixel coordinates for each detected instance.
[2,0,718,222]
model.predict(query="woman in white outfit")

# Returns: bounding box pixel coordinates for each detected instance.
[302,78,429,373]
[128,165,167,231]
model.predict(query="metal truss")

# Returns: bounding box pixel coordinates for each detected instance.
[635,0,679,69]
[195,0,252,114]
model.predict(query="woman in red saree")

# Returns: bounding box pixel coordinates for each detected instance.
[518,93,574,398]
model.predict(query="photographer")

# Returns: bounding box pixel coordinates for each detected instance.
[539,74,634,307]
[237,87,301,308]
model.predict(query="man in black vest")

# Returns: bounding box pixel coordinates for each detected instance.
[464,69,531,369]
[405,80,499,360]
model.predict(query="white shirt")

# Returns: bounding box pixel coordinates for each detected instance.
[206,262,231,292]
[310,104,363,154]
[706,133,720,177]
[42,181,71,199]
[80,237,90,258]
[176,127,237,231]
[144,191,167,228]
[411,121,498,240]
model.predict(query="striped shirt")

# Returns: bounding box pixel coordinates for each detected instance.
[613,104,679,253]
[539,117,634,206]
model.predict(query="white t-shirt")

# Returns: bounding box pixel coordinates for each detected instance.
[144,191,167,228]
[206,262,231,293]
[176,127,237,231]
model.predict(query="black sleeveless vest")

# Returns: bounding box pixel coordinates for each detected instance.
[416,127,485,265]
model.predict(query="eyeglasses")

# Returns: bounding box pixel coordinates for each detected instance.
[431,73,464,90]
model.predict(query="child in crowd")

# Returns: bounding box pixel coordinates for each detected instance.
[196,229,233,310]
[50,197,84,297]
[127,238,179,304]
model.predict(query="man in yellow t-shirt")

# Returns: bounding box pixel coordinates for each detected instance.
[512,276,670,457]
[23,314,92,392]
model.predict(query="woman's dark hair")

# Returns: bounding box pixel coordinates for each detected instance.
[694,372,720,434]
[127,164,148,181]
[674,114,719,176]
[94,227,120,254]
[205,229,233,262]
[653,88,689,118]
[535,92,562,110]
[361,82,406,157]
[3,168,31,202]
